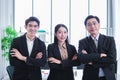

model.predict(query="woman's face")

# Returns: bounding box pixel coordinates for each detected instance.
[55,26,68,43]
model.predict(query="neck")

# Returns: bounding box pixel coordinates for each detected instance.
[91,33,99,38]
[58,42,65,46]
[58,42,66,49]
[26,34,35,41]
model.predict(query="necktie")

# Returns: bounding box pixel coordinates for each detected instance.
[94,38,104,76]
[94,38,98,48]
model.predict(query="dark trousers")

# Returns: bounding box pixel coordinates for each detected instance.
[99,77,106,80]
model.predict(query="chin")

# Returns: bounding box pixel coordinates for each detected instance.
[60,40,65,42]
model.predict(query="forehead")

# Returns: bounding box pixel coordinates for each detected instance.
[58,27,67,31]
[27,21,38,25]
[87,18,97,23]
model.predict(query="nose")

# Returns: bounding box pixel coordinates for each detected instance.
[91,24,95,28]
[62,33,65,36]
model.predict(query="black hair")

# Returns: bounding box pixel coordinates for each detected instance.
[84,15,100,26]
[54,24,69,44]
[25,16,40,26]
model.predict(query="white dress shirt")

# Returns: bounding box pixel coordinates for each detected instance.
[26,36,34,56]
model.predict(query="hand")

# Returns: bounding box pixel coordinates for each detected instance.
[48,57,61,64]
[100,53,107,58]
[82,49,87,54]
[10,48,26,61]
[36,52,43,59]
[88,62,92,65]
[72,54,77,60]
[82,49,92,65]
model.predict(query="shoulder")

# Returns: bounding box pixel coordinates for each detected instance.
[36,37,45,43]
[67,43,75,48]
[47,43,57,50]
[12,34,25,42]
[100,34,114,41]
[66,44,77,52]
[48,43,56,48]
[78,36,89,43]
[35,37,46,46]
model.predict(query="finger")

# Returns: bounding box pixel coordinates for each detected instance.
[12,48,19,52]
[10,52,16,55]
[38,52,43,54]
[10,49,15,53]
[10,53,16,57]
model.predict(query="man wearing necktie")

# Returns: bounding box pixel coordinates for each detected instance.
[77,15,116,80]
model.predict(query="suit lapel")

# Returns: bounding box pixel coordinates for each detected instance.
[88,36,97,49]
[66,44,71,58]
[53,44,62,60]
[97,34,104,52]
[21,34,29,56]
[30,37,38,57]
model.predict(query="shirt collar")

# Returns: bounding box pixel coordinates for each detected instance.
[91,33,100,40]
[26,35,35,41]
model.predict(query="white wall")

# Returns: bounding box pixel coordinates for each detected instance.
[114,0,120,79]
[0,0,14,79]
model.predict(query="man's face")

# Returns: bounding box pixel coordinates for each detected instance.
[25,21,39,37]
[85,18,100,36]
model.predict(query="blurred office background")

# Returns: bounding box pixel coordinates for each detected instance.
[0,0,120,80]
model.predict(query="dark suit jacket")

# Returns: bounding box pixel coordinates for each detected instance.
[9,34,46,80]
[77,34,116,80]
[47,43,80,80]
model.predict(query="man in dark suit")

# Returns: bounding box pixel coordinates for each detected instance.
[9,16,46,80]
[77,15,116,80]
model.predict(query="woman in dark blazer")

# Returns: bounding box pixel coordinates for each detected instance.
[47,24,80,80]
[9,16,46,80]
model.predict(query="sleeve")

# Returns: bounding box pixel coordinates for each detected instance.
[9,38,22,67]
[70,45,81,66]
[47,44,62,69]
[25,41,47,67]
[96,37,117,66]
[10,38,47,67]
[61,45,81,67]
[77,40,100,63]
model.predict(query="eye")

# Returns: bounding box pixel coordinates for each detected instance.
[34,25,38,27]
[29,24,32,27]
[87,23,92,27]
[93,22,97,25]
[86,21,98,27]
[58,31,62,34]
[64,31,67,34]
